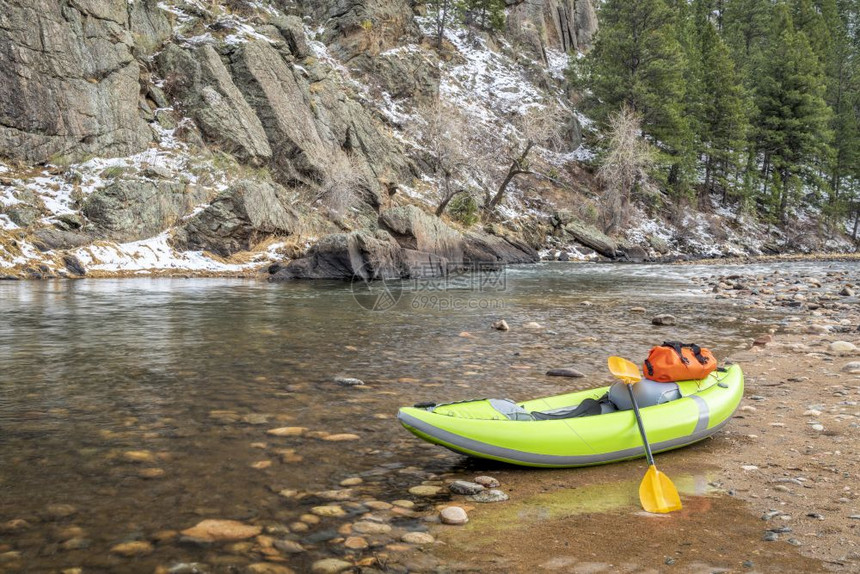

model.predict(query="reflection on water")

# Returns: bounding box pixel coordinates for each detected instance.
[0,262,846,571]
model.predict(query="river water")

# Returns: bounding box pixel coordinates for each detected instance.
[0,262,848,572]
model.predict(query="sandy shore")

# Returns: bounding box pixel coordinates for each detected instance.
[411,266,860,573]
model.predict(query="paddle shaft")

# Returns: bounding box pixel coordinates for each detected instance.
[627,384,656,467]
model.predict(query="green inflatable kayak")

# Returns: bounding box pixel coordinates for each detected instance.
[397,364,743,468]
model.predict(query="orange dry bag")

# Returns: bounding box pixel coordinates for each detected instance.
[642,342,717,382]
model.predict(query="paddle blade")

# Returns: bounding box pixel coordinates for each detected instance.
[639,465,683,513]
[608,356,642,384]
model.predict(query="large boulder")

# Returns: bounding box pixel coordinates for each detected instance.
[175,180,298,256]
[379,205,465,268]
[82,180,210,242]
[270,230,404,280]
[156,44,272,164]
[0,0,167,163]
[462,232,540,264]
[563,220,616,258]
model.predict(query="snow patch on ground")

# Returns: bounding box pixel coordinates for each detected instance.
[72,233,254,274]
[0,214,18,231]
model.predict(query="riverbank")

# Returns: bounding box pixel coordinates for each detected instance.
[413,265,860,573]
[2,250,859,281]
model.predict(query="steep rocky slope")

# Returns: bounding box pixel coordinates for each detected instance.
[0,0,852,279]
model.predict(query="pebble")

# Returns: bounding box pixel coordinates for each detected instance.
[109,541,153,557]
[138,468,165,479]
[343,536,368,550]
[523,321,543,329]
[246,564,295,574]
[401,531,435,544]
[811,424,825,431]
[392,500,415,508]
[121,450,157,463]
[266,427,307,437]
[840,286,855,296]
[409,485,444,496]
[466,489,509,503]
[651,314,676,326]
[334,377,364,387]
[630,307,646,313]
[762,531,779,541]
[242,414,270,425]
[830,341,857,353]
[473,476,500,488]
[803,409,822,416]
[180,519,262,542]
[545,368,585,378]
[841,362,860,374]
[440,506,468,525]
[449,481,485,495]
[339,477,363,487]
[742,465,759,471]
[316,489,353,501]
[310,506,346,518]
[273,539,304,554]
[311,558,353,574]
[492,319,509,331]
[740,405,757,412]
[364,500,393,511]
[322,434,360,442]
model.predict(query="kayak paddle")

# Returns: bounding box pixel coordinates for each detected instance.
[608,356,683,514]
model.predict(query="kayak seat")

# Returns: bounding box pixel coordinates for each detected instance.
[530,393,616,420]
[608,379,682,410]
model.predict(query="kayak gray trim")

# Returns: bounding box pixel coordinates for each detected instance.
[689,395,710,434]
[397,409,730,467]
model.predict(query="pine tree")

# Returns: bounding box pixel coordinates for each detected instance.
[691,13,750,206]
[823,0,860,213]
[755,4,833,222]
[462,0,506,32]
[722,0,772,79]
[583,0,693,193]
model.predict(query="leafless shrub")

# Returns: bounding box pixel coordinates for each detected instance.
[597,106,655,234]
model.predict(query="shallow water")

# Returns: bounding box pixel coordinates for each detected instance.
[0,262,850,572]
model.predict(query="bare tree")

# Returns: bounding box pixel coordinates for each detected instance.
[411,101,471,216]
[485,102,568,211]
[597,106,654,234]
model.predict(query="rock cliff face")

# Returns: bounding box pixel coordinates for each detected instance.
[0,0,169,164]
[506,0,597,60]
